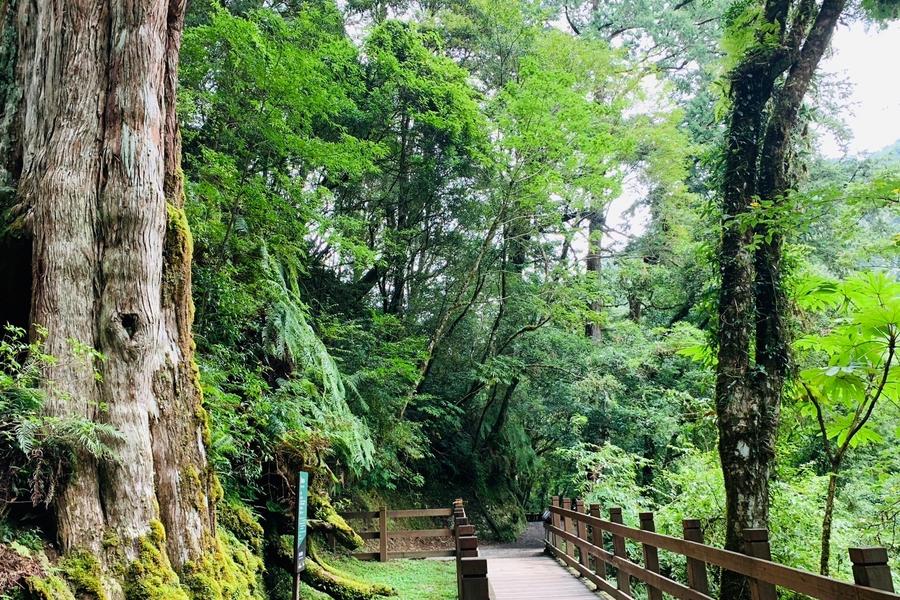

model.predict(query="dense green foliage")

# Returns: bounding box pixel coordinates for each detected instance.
[0,0,897,598]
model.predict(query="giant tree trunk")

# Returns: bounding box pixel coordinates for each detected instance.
[2,0,215,581]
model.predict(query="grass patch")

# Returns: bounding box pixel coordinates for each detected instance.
[325,555,456,600]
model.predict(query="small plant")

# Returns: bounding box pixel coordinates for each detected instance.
[0,325,122,508]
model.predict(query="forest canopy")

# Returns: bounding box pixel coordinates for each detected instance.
[0,0,897,598]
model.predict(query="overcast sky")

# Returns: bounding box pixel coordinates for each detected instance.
[817,20,900,157]
[605,20,900,246]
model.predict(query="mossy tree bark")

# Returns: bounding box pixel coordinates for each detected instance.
[715,0,846,597]
[0,0,215,589]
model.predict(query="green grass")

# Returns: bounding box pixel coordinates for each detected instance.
[326,555,456,600]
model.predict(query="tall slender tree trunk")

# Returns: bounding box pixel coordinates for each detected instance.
[2,0,215,582]
[716,53,782,600]
[585,209,604,340]
[715,0,846,595]
[819,469,839,575]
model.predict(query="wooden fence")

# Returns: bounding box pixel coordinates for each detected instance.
[453,498,491,600]
[340,500,492,599]
[546,496,898,600]
[340,506,456,561]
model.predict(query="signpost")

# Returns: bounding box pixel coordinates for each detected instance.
[292,471,309,600]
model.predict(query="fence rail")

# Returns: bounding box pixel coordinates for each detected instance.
[339,506,455,561]
[340,500,492,599]
[546,496,898,600]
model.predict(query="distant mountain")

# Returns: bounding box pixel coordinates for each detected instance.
[867,139,900,163]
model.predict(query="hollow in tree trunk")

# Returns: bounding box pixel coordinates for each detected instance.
[1,0,216,590]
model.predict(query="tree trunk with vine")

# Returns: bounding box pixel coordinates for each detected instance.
[715,0,847,596]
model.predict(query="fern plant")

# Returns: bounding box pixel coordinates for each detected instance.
[0,326,122,507]
[259,248,374,473]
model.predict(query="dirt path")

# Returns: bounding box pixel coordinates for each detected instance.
[480,521,547,558]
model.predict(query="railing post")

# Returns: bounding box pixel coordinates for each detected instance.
[459,557,491,600]
[590,504,608,580]
[551,496,560,551]
[576,499,588,567]
[682,519,710,594]
[379,505,388,562]
[454,502,463,600]
[639,512,663,600]
[453,498,489,600]
[609,507,631,595]
[849,547,895,592]
[561,498,572,556]
[743,528,777,600]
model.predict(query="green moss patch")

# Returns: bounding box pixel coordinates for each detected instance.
[218,500,265,553]
[58,550,107,600]
[182,529,265,600]
[119,520,190,600]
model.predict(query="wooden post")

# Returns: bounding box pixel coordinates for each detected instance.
[682,519,710,594]
[561,498,572,556]
[743,529,777,600]
[576,500,588,567]
[379,506,388,563]
[639,512,663,600]
[454,516,462,600]
[609,507,631,595]
[590,504,608,580]
[551,496,560,551]
[849,547,895,592]
[460,557,491,600]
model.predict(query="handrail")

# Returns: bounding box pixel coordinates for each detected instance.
[339,505,456,561]
[546,497,898,600]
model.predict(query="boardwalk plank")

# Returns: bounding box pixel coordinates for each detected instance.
[488,556,599,600]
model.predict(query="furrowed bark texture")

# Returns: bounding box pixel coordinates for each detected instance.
[5,0,214,575]
[715,0,847,596]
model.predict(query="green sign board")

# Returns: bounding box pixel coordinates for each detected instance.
[294,471,309,574]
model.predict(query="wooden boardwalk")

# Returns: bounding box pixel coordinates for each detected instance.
[480,523,598,600]
[488,556,599,599]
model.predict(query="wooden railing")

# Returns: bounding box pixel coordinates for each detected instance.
[546,496,898,600]
[453,499,492,600]
[340,500,492,599]
[340,506,455,561]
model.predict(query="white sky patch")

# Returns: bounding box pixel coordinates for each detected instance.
[816,20,900,157]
